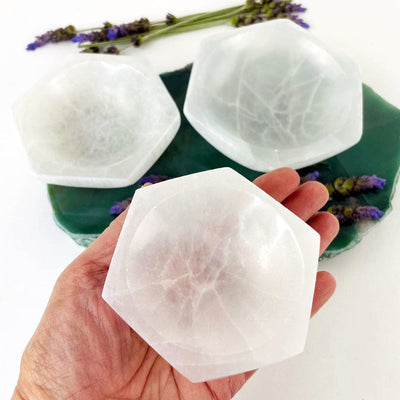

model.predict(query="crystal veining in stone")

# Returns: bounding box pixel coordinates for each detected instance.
[102,168,320,382]
[13,54,180,188]
[184,20,362,171]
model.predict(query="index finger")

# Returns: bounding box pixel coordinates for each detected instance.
[253,167,300,202]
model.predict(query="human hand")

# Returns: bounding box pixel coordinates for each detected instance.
[13,168,339,400]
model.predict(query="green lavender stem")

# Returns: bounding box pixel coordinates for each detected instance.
[78,5,248,49]
[144,19,234,40]
[77,4,245,37]
[143,6,247,41]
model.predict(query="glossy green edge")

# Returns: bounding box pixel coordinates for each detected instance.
[47,66,400,259]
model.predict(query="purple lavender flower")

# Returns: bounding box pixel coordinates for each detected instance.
[27,43,38,50]
[327,205,384,225]
[71,22,115,45]
[72,33,88,43]
[233,1,308,28]
[356,175,386,190]
[300,170,319,183]
[107,28,119,41]
[288,15,310,28]
[27,32,52,50]
[290,4,307,12]
[356,206,385,221]
[140,175,170,185]
[27,25,77,50]
[72,30,108,44]
[100,19,151,44]
[109,198,132,215]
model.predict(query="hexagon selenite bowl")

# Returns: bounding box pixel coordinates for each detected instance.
[14,54,180,188]
[102,168,320,382]
[184,20,362,171]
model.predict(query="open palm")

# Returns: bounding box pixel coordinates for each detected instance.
[14,168,339,400]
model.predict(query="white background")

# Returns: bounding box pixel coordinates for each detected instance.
[1,0,400,398]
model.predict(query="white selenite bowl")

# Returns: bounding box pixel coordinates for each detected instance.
[14,54,180,188]
[103,168,320,382]
[184,19,362,171]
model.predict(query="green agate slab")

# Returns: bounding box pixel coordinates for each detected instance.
[304,84,400,258]
[47,66,400,258]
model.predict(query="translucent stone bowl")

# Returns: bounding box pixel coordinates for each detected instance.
[14,54,180,188]
[184,20,362,171]
[103,168,320,382]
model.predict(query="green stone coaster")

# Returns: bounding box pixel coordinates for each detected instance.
[47,66,400,259]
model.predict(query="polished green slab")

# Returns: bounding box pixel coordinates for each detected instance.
[48,66,400,258]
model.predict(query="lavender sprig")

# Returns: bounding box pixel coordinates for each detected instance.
[27,25,77,50]
[26,1,308,54]
[330,175,386,197]
[328,205,385,225]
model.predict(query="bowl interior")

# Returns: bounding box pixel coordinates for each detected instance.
[23,60,167,169]
[190,22,358,152]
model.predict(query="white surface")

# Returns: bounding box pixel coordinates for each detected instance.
[1,0,399,398]
[103,168,320,382]
[184,20,362,171]
[14,54,180,188]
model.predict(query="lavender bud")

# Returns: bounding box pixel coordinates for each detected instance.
[290,4,307,12]
[288,14,310,28]
[72,33,88,43]
[131,35,143,47]
[104,46,120,54]
[80,46,100,53]
[334,177,355,197]
[300,170,320,183]
[325,183,335,197]
[109,198,132,215]
[327,205,384,225]
[140,175,170,185]
[109,175,170,216]
[245,0,257,7]
[166,13,177,26]
[107,27,119,41]
[231,16,240,26]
